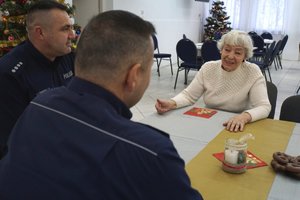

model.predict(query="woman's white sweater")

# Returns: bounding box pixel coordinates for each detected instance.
[172,60,271,122]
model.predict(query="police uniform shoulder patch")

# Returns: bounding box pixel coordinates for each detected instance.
[10,61,24,73]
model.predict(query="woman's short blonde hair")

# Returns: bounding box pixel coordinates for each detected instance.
[217,30,253,59]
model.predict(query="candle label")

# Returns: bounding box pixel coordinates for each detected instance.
[237,150,247,164]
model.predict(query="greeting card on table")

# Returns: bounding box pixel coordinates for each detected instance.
[213,151,268,169]
[184,107,217,119]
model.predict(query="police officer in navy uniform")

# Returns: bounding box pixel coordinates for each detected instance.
[0,0,75,158]
[0,10,204,200]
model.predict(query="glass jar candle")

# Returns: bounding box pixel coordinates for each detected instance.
[222,138,248,174]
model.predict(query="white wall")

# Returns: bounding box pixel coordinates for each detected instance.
[74,0,206,59]
[111,0,205,58]
[73,0,100,28]
[282,0,300,60]
[101,0,113,11]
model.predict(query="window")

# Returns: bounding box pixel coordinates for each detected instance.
[255,0,286,34]
[218,0,286,34]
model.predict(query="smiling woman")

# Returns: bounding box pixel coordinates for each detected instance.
[220,44,245,72]
[217,30,253,72]
[155,30,271,133]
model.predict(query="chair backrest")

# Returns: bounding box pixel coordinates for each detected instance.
[269,40,282,65]
[279,95,300,123]
[266,81,277,119]
[251,34,265,50]
[262,41,276,66]
[261,32,273,40]
[176,38,198,64]
[201,40,221,63]
[278,34,288,54]
[152,34,159,53]
[248,31,258,36]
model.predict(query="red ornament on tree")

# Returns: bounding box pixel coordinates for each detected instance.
[8,35,15,41]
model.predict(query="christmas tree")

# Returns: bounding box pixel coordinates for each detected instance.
[203,0,232,41]
[0,0,80,57]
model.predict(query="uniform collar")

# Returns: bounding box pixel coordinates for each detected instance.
[67,77,132,119]
[24,40,62,68]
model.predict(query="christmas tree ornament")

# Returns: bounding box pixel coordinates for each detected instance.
[3,29,9,35]
[3,10,9,16]
[8,35,14,41]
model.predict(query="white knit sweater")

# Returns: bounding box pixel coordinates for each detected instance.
[172,60,271,122]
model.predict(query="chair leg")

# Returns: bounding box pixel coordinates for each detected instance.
[174,68,180,89]
[169,58,173,75]
[297,86,300,94]
[184,69,188,84]
[274,57,278,71]
[278,55,283,69]
[155,58,160,77]
[276,56,281,70]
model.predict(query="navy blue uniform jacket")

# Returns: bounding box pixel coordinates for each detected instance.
[0,41,74,156]
[0,77,203,200]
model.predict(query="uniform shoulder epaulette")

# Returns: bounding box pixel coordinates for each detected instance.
[9,61,24,74]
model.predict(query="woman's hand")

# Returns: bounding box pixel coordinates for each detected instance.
[223,112,252,132]
[155,99,177,114]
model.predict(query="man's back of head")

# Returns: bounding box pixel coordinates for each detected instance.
[75,10,156,107]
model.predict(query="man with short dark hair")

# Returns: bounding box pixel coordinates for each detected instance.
[0,0,75,157]
[0,10,203,200]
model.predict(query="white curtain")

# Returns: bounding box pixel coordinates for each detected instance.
[206,0,287,35]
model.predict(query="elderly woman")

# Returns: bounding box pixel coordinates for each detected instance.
[155,30,271,132]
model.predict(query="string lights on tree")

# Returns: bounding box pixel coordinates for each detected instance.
[203,0,232,41]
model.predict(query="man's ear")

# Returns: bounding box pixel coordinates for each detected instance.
[124,63,141,92]
[34,26,44,39]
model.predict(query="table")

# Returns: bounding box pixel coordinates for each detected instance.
[264,39,274,50]
[264,39,274,45]
[196,42,203,50]
[140,102,300,200]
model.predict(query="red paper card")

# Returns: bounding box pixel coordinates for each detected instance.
[213,151,268,169]
[184,107,217,119]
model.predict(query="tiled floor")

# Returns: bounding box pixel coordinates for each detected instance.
[131,59,300,121]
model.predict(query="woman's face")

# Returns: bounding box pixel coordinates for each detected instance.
[220,44,246,72]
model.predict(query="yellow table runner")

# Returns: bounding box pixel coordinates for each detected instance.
[186,119,296,200]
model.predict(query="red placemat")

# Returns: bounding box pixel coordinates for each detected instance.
[184,107,217,119]
[213,151,268,169]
